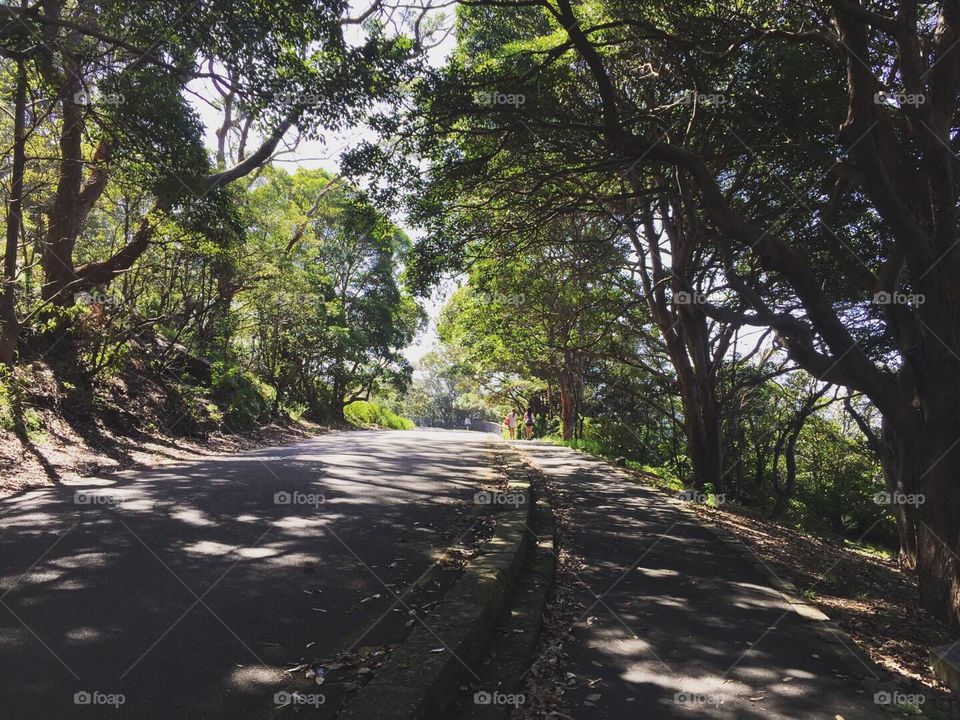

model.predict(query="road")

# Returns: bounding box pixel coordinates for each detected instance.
[0,429,494,719]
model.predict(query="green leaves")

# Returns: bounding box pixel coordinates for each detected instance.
[237,166,422,418]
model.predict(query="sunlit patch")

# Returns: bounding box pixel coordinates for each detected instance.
[183,540,234,556]
[227,665,284,693]
[636,567,679,577]
[50,579,88,591]
[65,626,100,642]
[728,581,782,597]
[270,516,329,532]
[49,552,112,570]
[170,507,216,527]
[264,551,317,567]
[15,569,63,585]
[62,479,116,488]
[235,546,278,559]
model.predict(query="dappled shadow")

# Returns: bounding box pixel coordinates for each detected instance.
[521,441,892,720]
[0,430,494,719]
[11,399,62,485]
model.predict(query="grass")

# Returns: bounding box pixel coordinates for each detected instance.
[844,538,895,561]
[539,434,688,493]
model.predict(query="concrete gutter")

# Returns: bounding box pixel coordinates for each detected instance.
[340,450,534,720]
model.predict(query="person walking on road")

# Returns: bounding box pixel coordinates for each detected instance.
[524,407,534,440]
[464,416,471,431]
[504,410,517,439]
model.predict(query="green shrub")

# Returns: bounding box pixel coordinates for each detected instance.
[210,363,277,431]
[344,400,414,430]
[0,376,12,432]
[0,368,41,435]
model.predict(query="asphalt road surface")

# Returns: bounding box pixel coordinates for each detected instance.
[520,441,886,720]
[0,429,494,719]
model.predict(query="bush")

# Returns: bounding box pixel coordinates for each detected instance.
[0,367,41,435]
[0,375,13,432]
[210,363,277,431]
[344,400,414,430]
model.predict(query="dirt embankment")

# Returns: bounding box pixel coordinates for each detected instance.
[1,360,327,499]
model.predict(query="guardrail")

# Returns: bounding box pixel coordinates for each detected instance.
[411,418,504,435]
[474,420,503,434]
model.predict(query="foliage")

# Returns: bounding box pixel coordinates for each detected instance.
[210,363,277,431]
[344,400,414,430]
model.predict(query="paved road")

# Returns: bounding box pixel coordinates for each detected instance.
[0,429,494,719]
[519,442,886,720]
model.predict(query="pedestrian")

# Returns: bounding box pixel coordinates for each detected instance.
[504,410,517,439]
[524,407,534,440]
[464,416,472,431]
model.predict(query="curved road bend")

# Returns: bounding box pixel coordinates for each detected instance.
[0,429,495,719]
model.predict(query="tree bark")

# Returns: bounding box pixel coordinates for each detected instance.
[558,349,584,441]
[0,57,27,366]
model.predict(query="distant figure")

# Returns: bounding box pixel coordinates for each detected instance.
[504,410,517,439]
[524,408,534,440]
[464,416,471,431]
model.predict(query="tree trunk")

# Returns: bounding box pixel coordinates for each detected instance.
[558,349,583,441]
[0,57,27,366]
[673,364,721,491]
[558,372,576,441]
[878,418,923,568]
[769,431,798,521]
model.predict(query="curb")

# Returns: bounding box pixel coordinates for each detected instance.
[339,449,534,720]
[447,494,557,720]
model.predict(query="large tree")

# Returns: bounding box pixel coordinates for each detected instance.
[0,0,423,362]
[356,0,960,628]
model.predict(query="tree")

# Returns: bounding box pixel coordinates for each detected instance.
[241,167,423,420]
[367,0,960,629]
